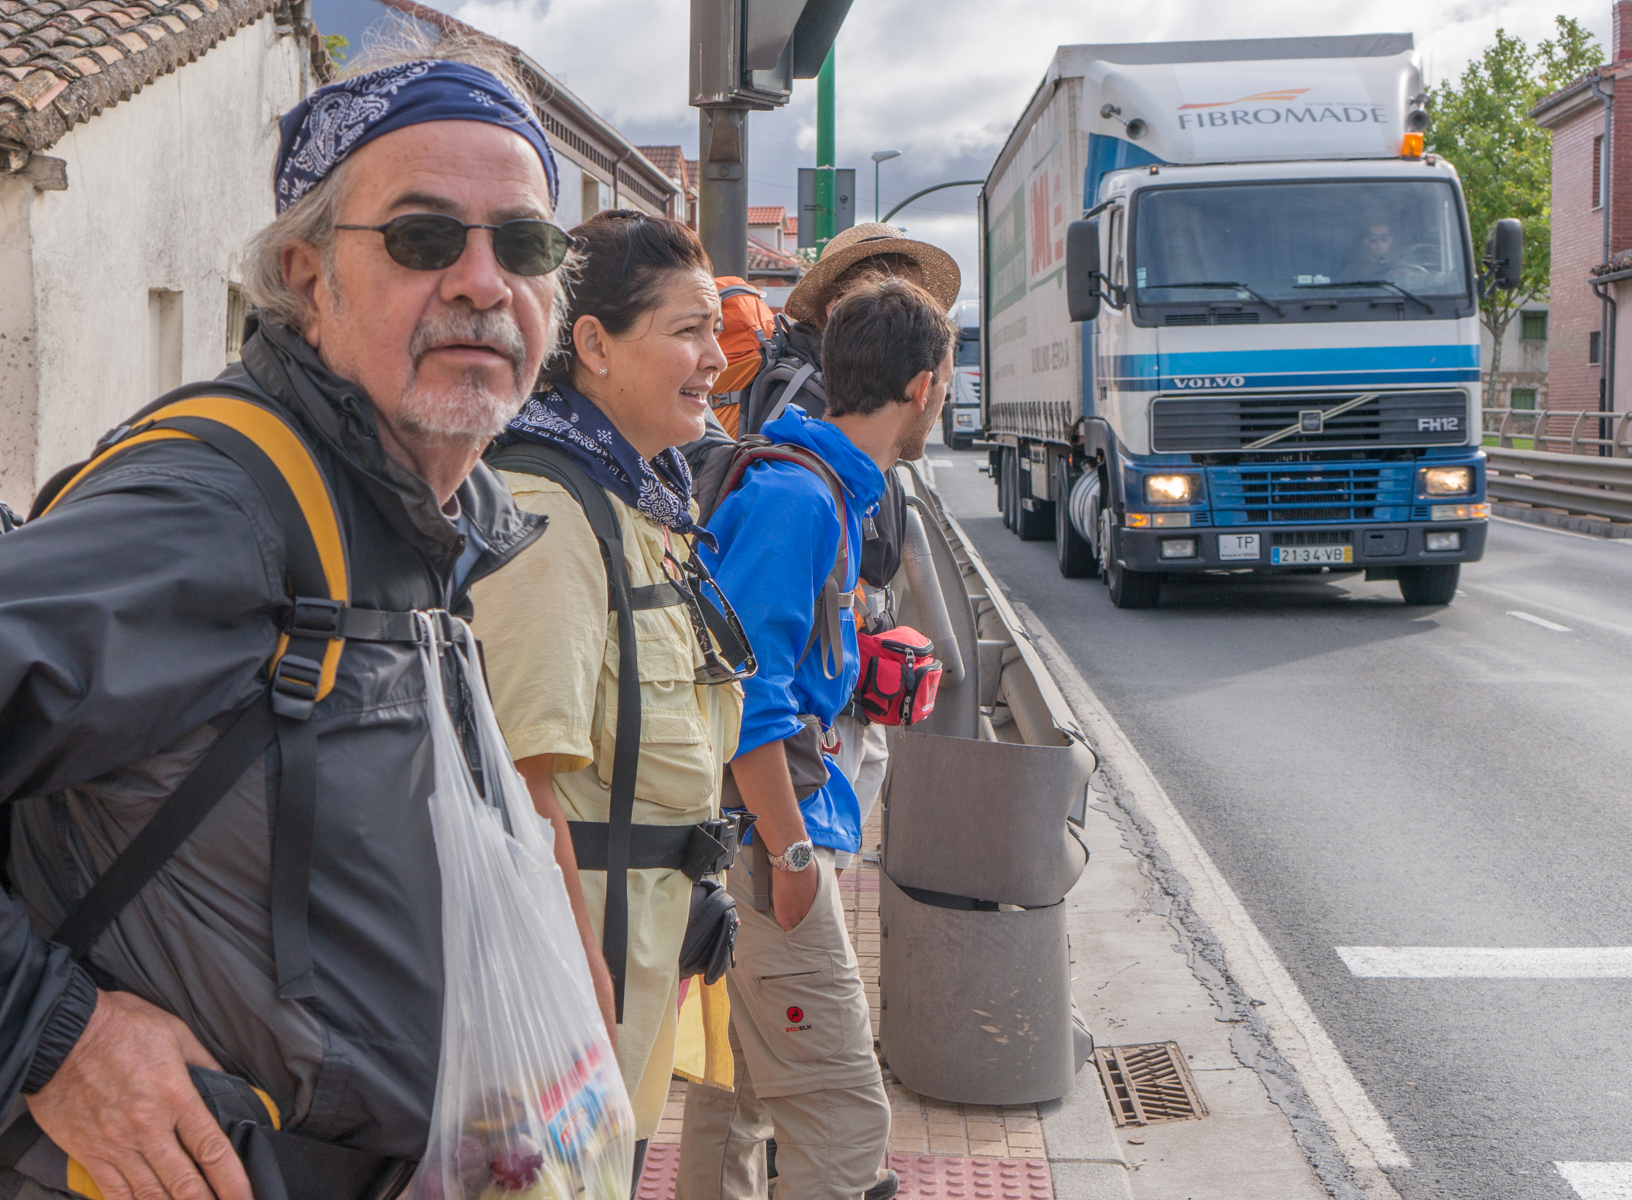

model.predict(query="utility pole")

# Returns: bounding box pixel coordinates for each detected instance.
[816,47,836,248]
[699,107,749,278]
[691,0,855,276]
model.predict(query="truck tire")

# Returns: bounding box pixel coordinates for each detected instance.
[1099,509,1162,608]
[1056,461,1096,578]
[1397,563,1459,606]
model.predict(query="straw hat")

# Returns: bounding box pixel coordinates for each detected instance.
[784,222,961,326]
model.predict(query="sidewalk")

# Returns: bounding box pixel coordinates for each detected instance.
[638,665,1344,1200]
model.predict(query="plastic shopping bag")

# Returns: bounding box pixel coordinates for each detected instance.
[408,612,635,1200]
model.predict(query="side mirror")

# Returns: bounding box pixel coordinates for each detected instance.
[1066,219,1101,323]
[1487,218,1523,291]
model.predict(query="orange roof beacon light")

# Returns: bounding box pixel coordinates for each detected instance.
[1400,132,1425,158]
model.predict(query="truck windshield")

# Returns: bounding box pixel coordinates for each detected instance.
[1133,180,1471,318]
[957,334,980,367]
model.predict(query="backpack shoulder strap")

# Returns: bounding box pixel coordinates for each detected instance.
[725,443,852,679]
[484,440,642,1021]
[40,393,363,1001]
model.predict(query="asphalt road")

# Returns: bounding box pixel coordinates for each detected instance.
[926,435,1632,1200]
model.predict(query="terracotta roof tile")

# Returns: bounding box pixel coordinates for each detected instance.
[746,235,803,276]
[0,0,275,152]
[747,205,785,226]
[635,143,686,186]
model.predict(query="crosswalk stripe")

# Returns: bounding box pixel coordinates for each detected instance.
[1338,947,1632,978]
[1555,1161,1632,1197]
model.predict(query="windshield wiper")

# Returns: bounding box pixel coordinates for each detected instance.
[1293,279,1434,314]
[1145,280,1285,317]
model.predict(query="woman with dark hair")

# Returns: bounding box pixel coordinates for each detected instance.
[470,211,743,1177]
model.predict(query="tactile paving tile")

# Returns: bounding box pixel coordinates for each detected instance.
[635,1143,682,1200]
[887,1153,1053,1199]
[634,1148,1053,1199]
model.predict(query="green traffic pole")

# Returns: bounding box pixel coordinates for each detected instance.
[816,46,836,248]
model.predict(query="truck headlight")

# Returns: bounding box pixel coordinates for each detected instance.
[1144,474,1199,504]
[1420,466,1473,496]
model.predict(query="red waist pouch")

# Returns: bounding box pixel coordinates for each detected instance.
[854,625,942,726]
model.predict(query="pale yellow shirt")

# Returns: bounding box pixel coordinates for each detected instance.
[470,470,742,1138]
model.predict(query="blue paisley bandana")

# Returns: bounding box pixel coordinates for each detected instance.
[503,387,716,548]
[274,60,559,215]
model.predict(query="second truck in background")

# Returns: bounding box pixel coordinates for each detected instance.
[979,34,1521,608]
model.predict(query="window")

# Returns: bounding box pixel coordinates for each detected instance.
[1590,330,1602,364]
[1510,387,1537,410]
[582,177,608,219]
[1594,136,1605,210]
[1520,311,1548,341]
[1131,179,1473,325]
[225,284,249,365]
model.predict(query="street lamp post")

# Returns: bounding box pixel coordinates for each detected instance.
[871,149,901,222]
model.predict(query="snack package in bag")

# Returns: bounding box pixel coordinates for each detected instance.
[408,612,635,1200]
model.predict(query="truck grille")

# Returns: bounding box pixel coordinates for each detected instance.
[1210,463,1415,525]
[1151,390,1468,452]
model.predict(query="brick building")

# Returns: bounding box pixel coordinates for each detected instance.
[1532,2,1632,451]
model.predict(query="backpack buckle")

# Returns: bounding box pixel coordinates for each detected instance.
[270,653,322,719]
[286,597,343,639]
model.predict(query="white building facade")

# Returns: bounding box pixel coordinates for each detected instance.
[0,0,317,511]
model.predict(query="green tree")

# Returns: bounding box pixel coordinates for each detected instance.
[1429,17,1600,391]
[323,33,348,63]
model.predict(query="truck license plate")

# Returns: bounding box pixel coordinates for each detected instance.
[1270,546,1353,565]
[1218,534,1260,561]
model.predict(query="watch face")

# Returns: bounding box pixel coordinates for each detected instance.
[785,841,814,870]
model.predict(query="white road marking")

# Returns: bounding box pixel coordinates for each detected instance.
[1508,611,1572,632]
[1339,947,1632,978]
[1555,1162,1632,1198]
[1013,603,1410,1191]
[926,458,957,468]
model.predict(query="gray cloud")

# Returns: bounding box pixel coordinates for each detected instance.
[422,0,1608,301]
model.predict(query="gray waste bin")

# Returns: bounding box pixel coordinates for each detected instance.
[876,472,1096,1106]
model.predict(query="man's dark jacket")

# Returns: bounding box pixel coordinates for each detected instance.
[0,324,544,1156]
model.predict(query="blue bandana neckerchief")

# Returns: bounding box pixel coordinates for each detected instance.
[274,60,559,215]
[503,387,716,550]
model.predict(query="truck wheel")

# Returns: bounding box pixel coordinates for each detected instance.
[1099,509,1161,608]
[1056,462,1096,578]
[1397,564,1459,606]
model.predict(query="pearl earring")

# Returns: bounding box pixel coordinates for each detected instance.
[598,367,609,377]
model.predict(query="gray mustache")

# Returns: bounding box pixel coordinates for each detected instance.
[409,307,527,371]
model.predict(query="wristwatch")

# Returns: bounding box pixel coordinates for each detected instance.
[768,840,815,872]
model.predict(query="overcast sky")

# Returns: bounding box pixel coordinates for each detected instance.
[342,0,1611,305]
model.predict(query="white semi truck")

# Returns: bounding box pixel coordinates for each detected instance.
[979,34,1522,607]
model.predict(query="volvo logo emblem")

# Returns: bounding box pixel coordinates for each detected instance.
[1299,410,1324,434]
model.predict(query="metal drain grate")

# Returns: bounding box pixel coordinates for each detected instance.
[1094,1041,1209,1126]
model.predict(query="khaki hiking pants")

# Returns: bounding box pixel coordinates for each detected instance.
[678,849,889,1200]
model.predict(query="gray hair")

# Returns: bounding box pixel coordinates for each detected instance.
[243,20,556,337]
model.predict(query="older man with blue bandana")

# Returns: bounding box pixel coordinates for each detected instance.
[0,38,575,1200]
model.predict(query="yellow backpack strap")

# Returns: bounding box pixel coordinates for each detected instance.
[42,396,349,711]
[43,394,357,1000]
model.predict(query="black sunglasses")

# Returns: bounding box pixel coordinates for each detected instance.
[335,213,576,276]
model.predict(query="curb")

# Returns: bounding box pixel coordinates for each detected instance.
[1491,502,1632,539]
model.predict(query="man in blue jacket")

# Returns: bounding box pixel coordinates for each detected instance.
[679,278,956,1200]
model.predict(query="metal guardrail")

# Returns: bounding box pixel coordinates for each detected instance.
[1482,405,1632,456]
[1481,409,1632,522]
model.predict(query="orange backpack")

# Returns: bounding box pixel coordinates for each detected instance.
[711,278,777,435]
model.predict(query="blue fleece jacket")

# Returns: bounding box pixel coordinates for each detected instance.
[701,406,886,854]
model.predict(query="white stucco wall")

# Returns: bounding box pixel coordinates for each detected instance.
[0,13,307,509]
[553,156,585,229]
